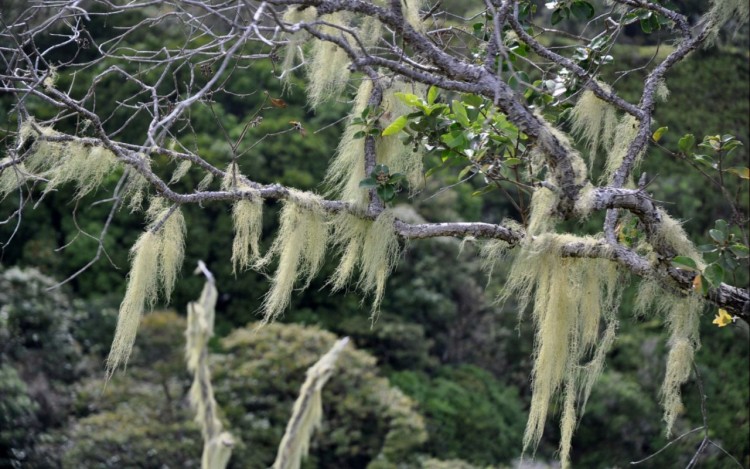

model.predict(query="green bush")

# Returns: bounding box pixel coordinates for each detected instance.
[390,365,525,465]
[212,322,428,468]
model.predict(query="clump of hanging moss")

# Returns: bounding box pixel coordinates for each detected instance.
[222,164,263,273]
[603,115,640,183]
[106,198,186,378]
[569,87,618,169]
[502,234,621,468]
[324,79,373,207]
[255,190,329,324]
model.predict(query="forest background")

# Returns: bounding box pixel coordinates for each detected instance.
[0,1,748,468]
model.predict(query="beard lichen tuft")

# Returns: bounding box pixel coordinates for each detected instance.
[17,121,119,198]
[328,210,401,319]
[222,164,264,273]
[255,190,328,324]
[169,160,192,184]
[570,87,618,169]
[324,79,372,207]
[527,187,558,235]
[0,159,30,201]
[635,280,703,436]
[360,210,401,319]
[106,231,161,378]
[306,12,352,108]
[328,212,371,291]
[273,337,348,469]
[603,115,640,183]
[653,208,705,269]
[281,6,318,85]
[703,0,749,45]
[106,199,186,378]
[501,234,621,468]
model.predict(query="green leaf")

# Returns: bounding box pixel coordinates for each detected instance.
[678,134,695,153]
[394,92,421,108]
[359,177,377,189]
[352,130,366,139]
[692,154,714,168]
[652,126,668,142]
[451,100,470,127]
[441,130,468,149]
[729,244,750,259]
[671,256,698,271]
[703,263,725,287]
[715,219,728,232]
[427,85,438,105]
[570,1,595,19]
[457,164,475,180]
[551,8,566,25]
[709,229,726,243]
[471,185,497,197]
[382,115,409,136]
[639,14,659,34]
[504,158,522,166]
[697,244,718,253]
[726,167,750,179]
[379,184,395,202]
[388,173,406,184]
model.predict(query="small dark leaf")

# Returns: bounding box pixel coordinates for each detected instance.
[570,1,595,20]
[551,8,566,25]
[709,229,726,243]
[359,177,377,189]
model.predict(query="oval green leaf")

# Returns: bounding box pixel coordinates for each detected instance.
[382,115,409,136]
[703,263,725,287]
[671,256,698,271]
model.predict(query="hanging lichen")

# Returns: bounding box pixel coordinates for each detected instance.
[634,277,703,436]
[660,294,702,436]
[703,0,749,45]
[603,115,640,183]
[0,159,30,200]
[122,159,151,211]
[653,208,705,269]
[526,187,558,236]
[401,0,426,31]
[255,190,328,324]
[169,160,192,184]
[16,120,119,198]
[305,12,352,107]
[359,210,400,319]
[281,6,318,86]
[569,87,618,169]
[324,79,372,207]
[328,211,371,291]
[327,209,401,318]
[501,234,621,468]
[106,198,186,378]
[273,337,349,469]
[222,164,263,274]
